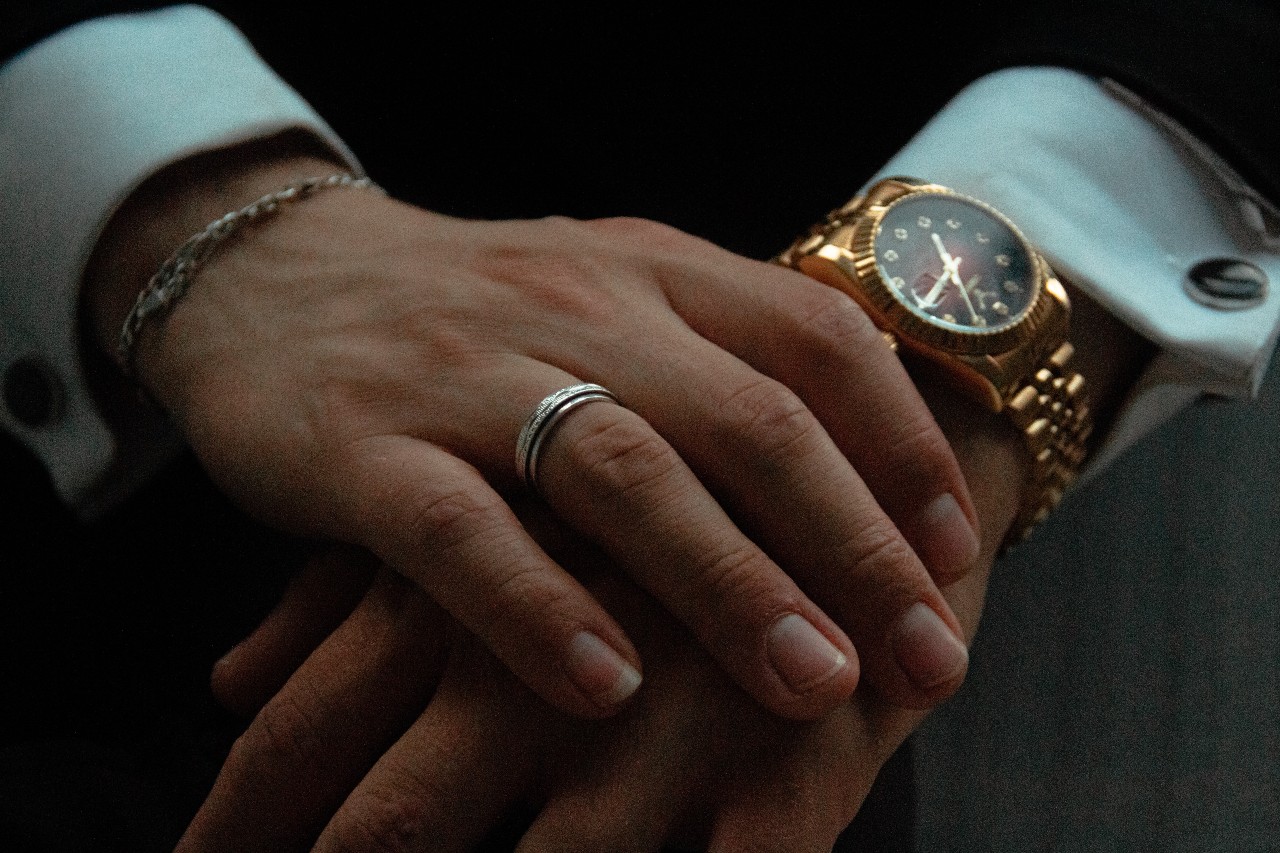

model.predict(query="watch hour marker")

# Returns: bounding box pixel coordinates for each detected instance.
[942,313,956,324]
[890,276,906,289]
[894,227,908,240]
[917,216,932,228]
[993,301,1009,316]
[976,232,990,244]
[883,249,899,262]
[1003,280,1022,293]
[995,254,1011,267]
[973,316,988,327]
[946,218,961,229]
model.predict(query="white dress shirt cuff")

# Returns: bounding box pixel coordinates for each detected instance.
[870,67,1280,475]
[0,5,361,516]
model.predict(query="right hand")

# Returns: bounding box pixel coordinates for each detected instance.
[184,361,1028,853]
[87,146,979,720]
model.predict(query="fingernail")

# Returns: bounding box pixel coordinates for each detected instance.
[767,613,849,694]
[914,493,980,578]
[566,631,643,708]
[892,602,969,691]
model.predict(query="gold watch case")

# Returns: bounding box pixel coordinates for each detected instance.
[783,177,1071,412]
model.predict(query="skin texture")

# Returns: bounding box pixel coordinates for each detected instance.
[174,253,1148,853]
[85,137,1149,852]
[181,384,1020,853]
[85,138,982,722]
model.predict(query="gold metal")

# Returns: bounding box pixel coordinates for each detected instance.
[776,177,1094,552]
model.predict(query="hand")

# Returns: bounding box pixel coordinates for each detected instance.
[180,235,1149,853]
[85,139,980,720]
[183,385,1019,852]
[183,545,995,852]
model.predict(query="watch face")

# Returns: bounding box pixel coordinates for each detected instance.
[873,191,1038,333]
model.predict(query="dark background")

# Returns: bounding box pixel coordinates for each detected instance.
[2,2,1278,850]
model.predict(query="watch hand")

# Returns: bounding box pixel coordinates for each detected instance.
[953,262,982,323]
[921,232,976,309]
[931,232,954,266]
[918,258,959,308]
[944,250,966,289]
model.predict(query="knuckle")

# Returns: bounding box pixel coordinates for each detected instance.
[401,483,508,555]
[884,414,957,483]
[243,689,329,773]
[567,415,682,501]
[716,377,820,466]
[587,215,686,245]
[689,543,787,637]
[792,285,881,360]
[479,561,576,638]
[833,524,923,605]
[329,780,437,853]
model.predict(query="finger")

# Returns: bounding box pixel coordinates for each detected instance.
[747,271,979,580]
[514,640,709,853]
[379,356,856,721]
[705,708,873,853]
[648,226,981,583]
[211,546,376,717]
[520,303,967,709]
[534,398,859,720]
[311,631,533,853]
[706,801,843,853]
[176,571,444,853]
[516,787,677,853]
[577,233,974,706]
[334,435,645,718]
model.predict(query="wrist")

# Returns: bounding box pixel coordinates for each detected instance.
[915,377,1026,561]
[915,284,1152,559]
[83,133,347,394]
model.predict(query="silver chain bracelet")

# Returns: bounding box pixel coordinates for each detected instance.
[116,172,385,375]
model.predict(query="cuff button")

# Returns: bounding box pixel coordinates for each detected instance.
[1185,258,1268,310]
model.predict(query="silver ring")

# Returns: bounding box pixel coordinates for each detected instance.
[516,382,620,493]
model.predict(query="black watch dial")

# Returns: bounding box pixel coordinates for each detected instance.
[874,192,1038,332]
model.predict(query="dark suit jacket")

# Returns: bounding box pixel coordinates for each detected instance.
[5,1,1280,235]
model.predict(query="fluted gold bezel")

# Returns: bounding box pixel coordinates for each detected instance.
[846,180,1059,357]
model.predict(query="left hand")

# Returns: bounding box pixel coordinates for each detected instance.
[87,142,981,722]
[180,419,1011,853]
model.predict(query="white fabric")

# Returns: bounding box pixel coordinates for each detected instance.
[0,6,360,515]
[1,15,1276,513]
[872,67,1280,473]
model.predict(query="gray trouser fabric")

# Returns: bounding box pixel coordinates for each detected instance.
[915,360,1280,851]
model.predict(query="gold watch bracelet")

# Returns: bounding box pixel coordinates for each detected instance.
[776,203,1093,554]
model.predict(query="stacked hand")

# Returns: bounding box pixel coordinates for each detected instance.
[88,143,981,721]
[83,141,1019,850]
[181,407,1015,852]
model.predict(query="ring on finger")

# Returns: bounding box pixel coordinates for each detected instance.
[516,382,621,493]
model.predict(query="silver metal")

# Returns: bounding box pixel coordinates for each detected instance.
[117,173,384,375]
[516,382,619,492]
[1183,257,1268,310]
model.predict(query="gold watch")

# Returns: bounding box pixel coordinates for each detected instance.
[777,177,1092,550]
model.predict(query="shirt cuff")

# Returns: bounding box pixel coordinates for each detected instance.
[0,5,361,517]
[869,66,1280,474]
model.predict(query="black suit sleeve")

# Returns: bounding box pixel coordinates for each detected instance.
[4,2,1278,229]
[2,2,157,63]
[994,0,1280,207]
